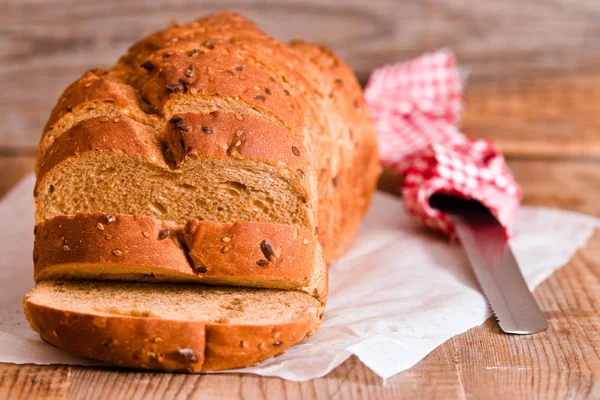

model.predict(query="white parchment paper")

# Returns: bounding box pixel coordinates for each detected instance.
[0,175,597,381]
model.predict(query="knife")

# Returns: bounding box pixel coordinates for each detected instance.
[430,194,548,335]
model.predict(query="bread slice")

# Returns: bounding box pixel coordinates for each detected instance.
[33,213,327,300]
[35,114,313,227]
[24,281,323,371]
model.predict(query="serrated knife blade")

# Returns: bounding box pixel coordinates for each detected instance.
[431,195,548,335]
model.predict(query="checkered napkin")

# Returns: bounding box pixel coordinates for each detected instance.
[365,50,521,237]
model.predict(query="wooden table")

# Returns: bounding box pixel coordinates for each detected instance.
[1,1,599,398]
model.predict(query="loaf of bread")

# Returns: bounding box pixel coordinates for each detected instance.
[25,12,380,371]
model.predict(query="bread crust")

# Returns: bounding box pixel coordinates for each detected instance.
[37,116,166,184]
[37,70,161,173]
[34,214,326,299]
[24,289,319,372]
[166,111,309,178]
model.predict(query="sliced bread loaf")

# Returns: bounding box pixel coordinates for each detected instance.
[28,12,379,371]
[24,281,322,371]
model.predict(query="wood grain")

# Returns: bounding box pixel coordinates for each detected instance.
[510,159,600,216]
[3,0,600,151]
[0,155,598,399]
[463,75,600,158]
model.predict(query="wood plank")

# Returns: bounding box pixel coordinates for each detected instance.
[3,0,600,150]
[463,75,600,158]
[0,351,471,400]
[0,364,71,399]
[509,159,600,216]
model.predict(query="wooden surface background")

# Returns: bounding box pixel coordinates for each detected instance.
[1,0,600,399]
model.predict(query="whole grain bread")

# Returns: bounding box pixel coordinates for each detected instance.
[28,11,379,371]
[24,281,323,372]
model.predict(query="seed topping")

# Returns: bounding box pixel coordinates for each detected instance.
[202,39,215,49]
[158,228,170,240]
[256,259,270,267]
[169,116,183,125]
[260,240,277,262]
[140,61,154,71]
[195,265,208,273]
[184,65,195,77]
[165,83,184,93]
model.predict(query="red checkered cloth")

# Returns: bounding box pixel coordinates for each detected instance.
[365,50,521,238]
